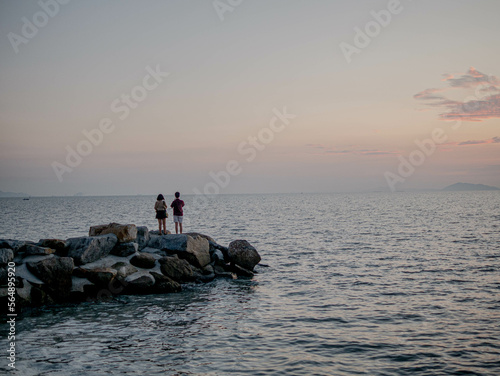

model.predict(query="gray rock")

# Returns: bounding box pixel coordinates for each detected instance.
[228,240,261,271]
[213,265,237,279]
[111,242,138,257]
[141,247,165,256]
[14,263,45,285]
[196,272,215,283]
[74,267,117,286]
[157,234,210,268]
[147,235,165,249]
[136,226,150,250]
[71,276,94,293]
[210,241,229,255]
[185,232,215,243]
[149,230,172,235]
[211,249,226,266]
[185,233,228,258]
[159,256,194,282]
[130,253,157,269]
[155,234,187,251]
[26,257,74,299]
[66,234,118,265]
[0,267,7,284]
[150,272,181,293]
[0,239,34,253]
[38,239,66,252]
[111,262,138,279]
[203,264,214,275]
[228,264,254,278]
[20,254,55,264]
[16,279,33,306]
[124,273,155,294]
[89,223,137,243]
[20,244,56,256]
[0,248,14,265]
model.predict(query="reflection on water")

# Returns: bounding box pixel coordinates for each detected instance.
[12,280,260,376]
[1,192,499,375]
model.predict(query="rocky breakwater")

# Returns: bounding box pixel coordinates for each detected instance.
[0,223,261,313]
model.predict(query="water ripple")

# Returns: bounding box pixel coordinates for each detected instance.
[1,192,499,375]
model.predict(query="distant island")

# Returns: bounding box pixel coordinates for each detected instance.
[0,190,29,198]
[442,183,500,191]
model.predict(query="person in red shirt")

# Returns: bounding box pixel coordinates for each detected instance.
[170,191,185,234]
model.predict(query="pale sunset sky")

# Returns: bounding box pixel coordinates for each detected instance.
[1,0,499,196]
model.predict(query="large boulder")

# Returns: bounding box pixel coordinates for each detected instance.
[186,233,228,257]
[89,223,137,243]
[66,234,118,265]
[26,257,74,299]
[228,240,261,271]
[155,234,210,268]
[130,253,157,269]
[159,256,194,282]
[111,242,138,257]
[0,249,14,265]
[136,226,150,250]
[147,235,167,249]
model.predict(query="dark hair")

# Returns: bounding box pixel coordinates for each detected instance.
[175,192,180,198]
[157,194,164,200]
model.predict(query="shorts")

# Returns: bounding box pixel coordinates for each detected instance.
[156,210,167,219]
[173,215,183,223]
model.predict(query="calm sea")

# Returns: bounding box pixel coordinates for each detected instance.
[1,192,499,375]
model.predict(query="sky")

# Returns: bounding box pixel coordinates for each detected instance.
[1,0,499,196]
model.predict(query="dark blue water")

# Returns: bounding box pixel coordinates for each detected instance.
[1,192,499,375]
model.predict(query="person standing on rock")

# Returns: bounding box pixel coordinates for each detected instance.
[170,191,185,234]
[155,194,168,235]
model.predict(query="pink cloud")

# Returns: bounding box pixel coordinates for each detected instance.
[307,145,398,156]
[442,136,500,147]
[442,67,499,88]
[413,88,445,100]
[439,94,500,122]
[415,68,500,122]
[458,136,500,145]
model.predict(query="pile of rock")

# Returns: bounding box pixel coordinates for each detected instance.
[0,223,261,312]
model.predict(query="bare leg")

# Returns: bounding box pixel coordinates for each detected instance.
[179,223,183,234]
[157,218,161,234]
[175,222,179,234]
[162,218,167,234]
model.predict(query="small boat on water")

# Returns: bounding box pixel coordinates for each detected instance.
[23,197,30,200]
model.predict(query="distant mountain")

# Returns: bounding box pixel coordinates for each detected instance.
[442,183,500,191]
[0,190,29,197]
